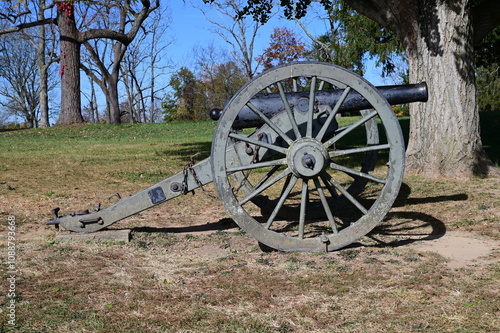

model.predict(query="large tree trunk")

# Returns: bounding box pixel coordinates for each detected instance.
[56,2,83,125]
[405,2,490,178]
[347,0,494,178]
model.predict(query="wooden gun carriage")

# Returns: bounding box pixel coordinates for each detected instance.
[48,62,428,252]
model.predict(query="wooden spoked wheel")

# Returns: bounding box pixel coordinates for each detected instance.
[211,62,405,252]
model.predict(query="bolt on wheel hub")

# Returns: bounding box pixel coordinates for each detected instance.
[287,138,329,178]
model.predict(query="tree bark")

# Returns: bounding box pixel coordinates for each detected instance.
[38,60,50,127]
[405,1,491,178]
[107,74,121,124]
[55,3,83,125]
[37,3,50,127]
[346,0,495,178]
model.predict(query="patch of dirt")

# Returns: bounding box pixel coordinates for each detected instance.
[407,230,499,269]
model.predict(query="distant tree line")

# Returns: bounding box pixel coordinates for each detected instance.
[163,61,247,122]
[162,26,307,122]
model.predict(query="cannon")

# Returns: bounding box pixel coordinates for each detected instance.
[209,82,427,129]
[48,62,428,252]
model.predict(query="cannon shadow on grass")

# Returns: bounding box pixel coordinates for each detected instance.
[172,142,212,161]
[132,218,238,235]
[362,182,468,249]
[129,182,467,251]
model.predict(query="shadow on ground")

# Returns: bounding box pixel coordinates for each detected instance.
[132,218,238,235]
[130,182,469,250]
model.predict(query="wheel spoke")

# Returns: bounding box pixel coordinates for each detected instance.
[279,173,293,197]
[277,81,301,139]
[306,76,317,138]
[330,162,386,184]
[229,132,287,155]
[298,179,308,239]
[329,143,390,158]
[324,174,368,215]
[323,110,378,148]
[227,158,287,173]
[265,175,299,229]
[319,171,338,198]
[313,177,338,234]
[239,168,291,205]
[334,124,350,133]
[252,164,281,190]
[246,102,294,144]
[316,87,351,142]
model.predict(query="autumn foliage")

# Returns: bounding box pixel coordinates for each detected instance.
[57,2,75,18]
[256,27,306,71]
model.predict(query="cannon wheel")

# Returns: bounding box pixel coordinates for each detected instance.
[211,62,405,252]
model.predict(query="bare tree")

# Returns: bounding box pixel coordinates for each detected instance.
[0,34,41,127]
[0,0,160,125]
[121,7,173,123]
[122,53,145,122]
[79,1,164,124]
[0,1,58,127]
[194,44,247,109]
[34,0,58,127]
[146,9,172,123]
[82,71,101,123]
[196,0,266,79]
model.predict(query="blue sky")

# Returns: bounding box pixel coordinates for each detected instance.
[167,0,388,85]
[168,1,316,67]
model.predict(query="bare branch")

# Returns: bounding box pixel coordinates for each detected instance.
[79,0,160,44]
[0,18,56,36]
[295,18,331,57]
[195,0,265,79]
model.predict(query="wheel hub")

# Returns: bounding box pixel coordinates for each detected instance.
[287,138,329,178]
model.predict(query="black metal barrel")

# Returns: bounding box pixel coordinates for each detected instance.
[210,82,428,129]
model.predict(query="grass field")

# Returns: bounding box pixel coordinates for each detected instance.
[0,113,498,332]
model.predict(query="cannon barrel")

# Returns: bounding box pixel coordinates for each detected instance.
[210,82,428,129]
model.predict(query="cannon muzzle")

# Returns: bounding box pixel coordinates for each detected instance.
[210,82,428,129]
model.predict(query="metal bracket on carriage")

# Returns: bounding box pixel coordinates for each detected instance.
[46,207,62,230]
[46,201,103,230]
[45,193,122,231]
[77,216,104,228]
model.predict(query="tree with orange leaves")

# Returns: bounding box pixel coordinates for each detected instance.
[256,27,306,72]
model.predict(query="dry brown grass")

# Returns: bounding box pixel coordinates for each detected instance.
[0,123,498,332]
